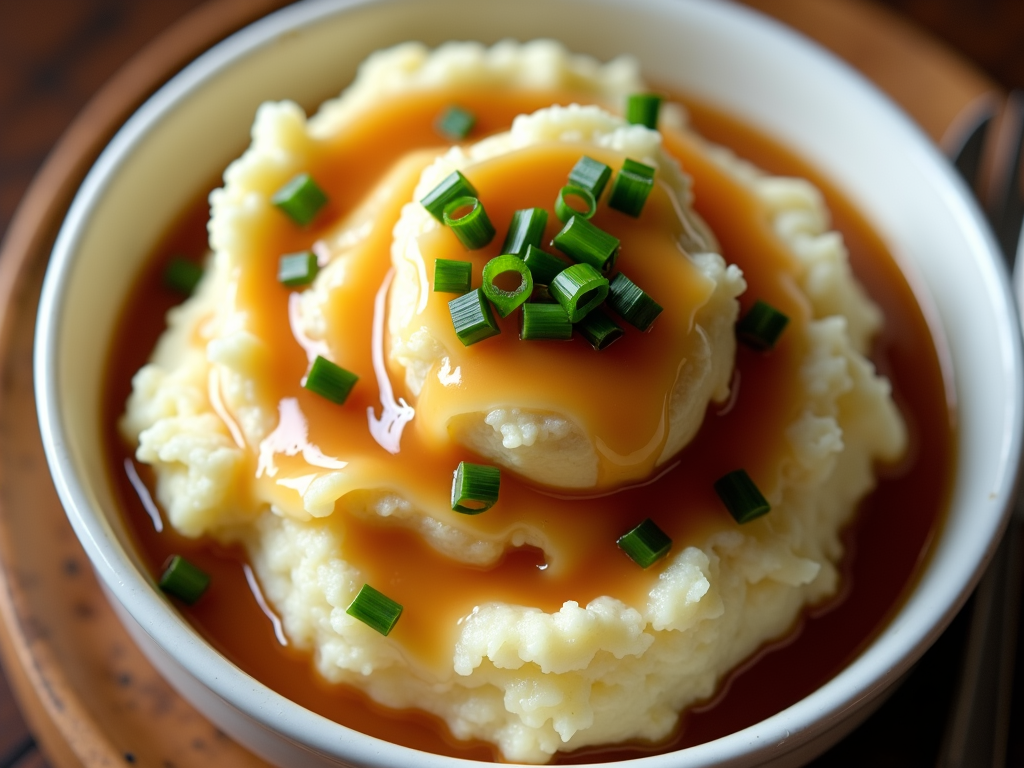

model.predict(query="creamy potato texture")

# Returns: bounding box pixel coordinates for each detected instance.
[388,105,742,490]
[122,40,906,763]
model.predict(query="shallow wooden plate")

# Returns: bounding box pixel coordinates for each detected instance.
[0,0,996,766]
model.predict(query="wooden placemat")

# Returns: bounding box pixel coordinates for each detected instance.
[0,1,1000,766]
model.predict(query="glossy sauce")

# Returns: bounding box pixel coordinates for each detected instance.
[103,86,954,762]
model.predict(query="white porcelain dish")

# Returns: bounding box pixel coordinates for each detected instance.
[34,0,1023,766]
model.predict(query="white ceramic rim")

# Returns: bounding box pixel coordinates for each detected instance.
[34,0,1024,765]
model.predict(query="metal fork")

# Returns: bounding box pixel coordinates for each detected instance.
[938,89,1024,768]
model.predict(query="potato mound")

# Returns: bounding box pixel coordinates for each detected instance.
[121,41,905,764]
[386,103,742,489]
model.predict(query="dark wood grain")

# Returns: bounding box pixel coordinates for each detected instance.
[11,752,52,768]
[876,0,1024,90]
[0,2,1021,767]
[0,0,210,242]
[0,4,252,767]
[0,667,33,767]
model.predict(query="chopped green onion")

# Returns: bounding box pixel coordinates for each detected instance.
[607,272,663,332]
[554,184,597,223]
[625,93,663,129]
[346,584,403,636]
[278,251,319,287]
[435,105,476,140]
[163,256,203,295]
[608,159,656,217]
[568,156,612,200]
[443,196,496,250]
[433,258,472,293]
[549,262,609,323]
[272,173,328,226]
[617,518,672,568]
[158,555,210,604]
[523,244,568,285]
[448,288,501,345]
[521,302,572,341]
[451,461,501,514]
[736,300,790,351]
[482,255,533,317]
[552,215,620,273]
[714,469,771,524]
[575,308,623,351]
[304,355,359,405]
[501,207,548,256]
[421,171,478,222]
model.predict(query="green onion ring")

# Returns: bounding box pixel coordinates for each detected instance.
[451,461,501,514]
[482,255,534,317]
[568,156,612,201]
[549,262,608,323]
[433,258,473,293]
[552,215,620,273]
[575,308,623,351]
[625,93,663,129]
[346,584,403,635]
[617,518,672,568]
[554,184,597,223]
[501,207,548,256]
[448,288,501,346]
[736,300,790,351]
[420,171,478,221]
[520,302,572,341]
[443,196,496,250]
[714,469,771,524]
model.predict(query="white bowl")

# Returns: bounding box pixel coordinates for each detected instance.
[34,0,1023,766]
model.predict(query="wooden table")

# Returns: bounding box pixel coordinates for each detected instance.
[0,1,1016,766]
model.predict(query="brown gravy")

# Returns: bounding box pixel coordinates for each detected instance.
[103,87,955,762]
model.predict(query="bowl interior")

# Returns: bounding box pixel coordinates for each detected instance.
[35,0,1022,765]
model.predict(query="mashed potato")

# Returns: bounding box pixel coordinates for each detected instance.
[122,40,906,763]
[387,104,741,489]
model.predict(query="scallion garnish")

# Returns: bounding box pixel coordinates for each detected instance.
[346,584,403,636]
[617,518,672,568]
[608,158,656,217]
[303,355,359,405]
[714,469,771,523]
[158,555,210,604]
[451,461,501,514]
[272,173,328,226]
[163,256,203,296]
[549,262,609,323]
[523,244,568,286]
[434,258,473,293]
[736,300,790,351]
[568,156,612,200]
[607,272,663,332]
[501,207,548,256]
[482,255,533,317]
[448,288,501,346]
[625,93,663,129]
[576,309,623,351]
[421,171,478,222]
[521,302,572,341]
[435,105,476,140]
[278,251,319,288]
[554,184,597,223]
[552,215,620,273]
[443,196,496,250]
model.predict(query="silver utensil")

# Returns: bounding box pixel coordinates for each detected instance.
[939,89,1024,768]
